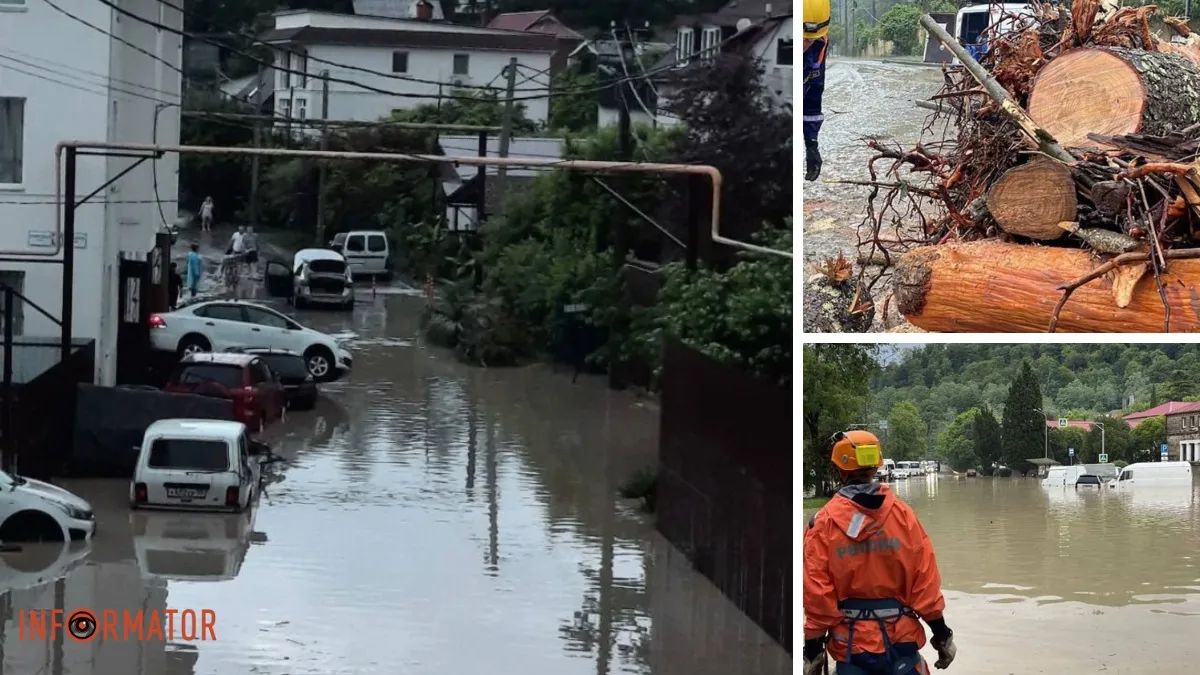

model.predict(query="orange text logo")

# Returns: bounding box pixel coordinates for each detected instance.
[18,608,217,642]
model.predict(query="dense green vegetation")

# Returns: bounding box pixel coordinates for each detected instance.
[803,345,1191,494]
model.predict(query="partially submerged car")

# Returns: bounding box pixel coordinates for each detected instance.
[163,353,286,431]
[0,471,96,542]
[226,347,318,410]
[265,249,354,309]
[131,419,277,512]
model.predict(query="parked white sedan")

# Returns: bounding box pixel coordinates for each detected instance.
[149,300,352,381]
[0,471,96,542]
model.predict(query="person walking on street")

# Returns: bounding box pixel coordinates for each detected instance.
[169,262,183,309]
[200,196,214,232]
[185,244,204,298]
[804,430,957,675]
[803,0,830,181]
[243,226,259,278]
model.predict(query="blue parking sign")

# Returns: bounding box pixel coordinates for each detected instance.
[1162,443,1170,461]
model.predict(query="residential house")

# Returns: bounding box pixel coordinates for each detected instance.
[354,0,445,21]
[437,134,563,229]
[1163,403,1200,462]
[571,38,677,128]
[660,0,793,108]
[1121,401,1195,428]
[487,10,585,75]
[259,9,558,128]
[0,0,182,385]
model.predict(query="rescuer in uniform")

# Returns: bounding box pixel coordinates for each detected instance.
[803,430,958,675]
[803,0,830,181]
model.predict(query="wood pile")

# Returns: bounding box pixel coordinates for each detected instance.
[847,1,1200,332]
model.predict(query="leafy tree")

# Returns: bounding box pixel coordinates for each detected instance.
[663,54,792,250]
[548,68,599,132]
[938,408,978,471]
[1082,416,1131,464]
[1130,416,1166,463]
[878,5,923,56]
[395,89,537,132]
[1164,369,1197,401]
[1002,361,1045,465]
[1048,426,1088,466]
[888,400,926,461]
[973,407,1002,473]
[178,91,255,219]
[803,345,879,495]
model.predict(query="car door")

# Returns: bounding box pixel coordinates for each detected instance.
[244,306,301,352]
[344,234,367,274]
[194,303,255,350]
[251,359,283,420]
[366,234,388,274]
[237,433,257,506]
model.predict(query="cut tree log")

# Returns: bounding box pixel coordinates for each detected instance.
[1028,47,1200,149]
[893,240,1200,332]
[985,160,1077,240]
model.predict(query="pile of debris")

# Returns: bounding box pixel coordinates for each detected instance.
[852,1,1200,332]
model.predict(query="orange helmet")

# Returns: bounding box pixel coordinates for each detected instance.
[831,430,883,472]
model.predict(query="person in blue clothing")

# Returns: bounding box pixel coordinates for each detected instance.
[185,243,204,298]
[803,0,830,181]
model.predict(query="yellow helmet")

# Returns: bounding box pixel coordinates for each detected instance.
[831,430,883,473]
[803,0,831,40]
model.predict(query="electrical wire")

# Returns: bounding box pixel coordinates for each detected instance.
[612,28,658,124]
[626,22,662,101]
[0,46,181,99]
[43,0,185,76]
[0,53,180,106]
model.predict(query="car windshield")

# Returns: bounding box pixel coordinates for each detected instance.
[172,364,243,389]
[308,260,346,274]
[261,354,308,378]
[148,439,230,471]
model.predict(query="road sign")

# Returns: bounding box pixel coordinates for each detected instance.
[1098,453,1108,464]
[879,420,889,430]
[1068,447,1075,457]
[1058,418,1069,428]
[1162,443,1170,461]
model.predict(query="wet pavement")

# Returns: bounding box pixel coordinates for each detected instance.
[802,58,945,330]
[0,293,791,674]
[807,476,1200,672]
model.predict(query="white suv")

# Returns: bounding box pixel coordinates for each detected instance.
[149,300,352,381]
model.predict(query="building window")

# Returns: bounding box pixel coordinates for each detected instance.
[453,54,469,75]
[298,49,309,87]
[0,0,28,9]
[278,98,291,119]
[392,51,409,73]
[0,98,23,184]
[701,26,721,60]
[280,50,292,88]
[777,38,794,66]
[296,97,307,120]
[0,271,25,336]
[676,27,695,64]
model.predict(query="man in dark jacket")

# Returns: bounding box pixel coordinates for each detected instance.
[169,262,183,309]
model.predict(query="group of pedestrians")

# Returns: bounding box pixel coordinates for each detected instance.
[166,197,261,309]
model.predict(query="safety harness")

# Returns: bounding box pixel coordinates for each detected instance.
[836,598,923,673]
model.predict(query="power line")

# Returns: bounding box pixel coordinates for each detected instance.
[43,0,185,77]
[0,46,181,99]
[0,52,179,106]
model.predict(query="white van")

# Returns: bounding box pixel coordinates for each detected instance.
[881,458,897,481]
[1114,461,1194,489]
[1041,464,1088,488]
[895,461,922,478]
[330,230,390,278]
[131,420,274,512]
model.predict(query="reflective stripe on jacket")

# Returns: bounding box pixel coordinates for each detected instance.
[803,483,946,662]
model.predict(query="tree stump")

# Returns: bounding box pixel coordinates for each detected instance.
[1028,48,1200,148]
[986,160,1078,240]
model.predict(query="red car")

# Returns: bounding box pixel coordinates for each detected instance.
[163,353,286,432]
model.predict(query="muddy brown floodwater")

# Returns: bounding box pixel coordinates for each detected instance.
[809,476,1200,672]
[0,294,791,675]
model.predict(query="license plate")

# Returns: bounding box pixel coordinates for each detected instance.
[166,486,208,499]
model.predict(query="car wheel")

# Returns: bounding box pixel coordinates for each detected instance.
[304,347,334,381]
[0,511,66,543]
[177,334,211,358]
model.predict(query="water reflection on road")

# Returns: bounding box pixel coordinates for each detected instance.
[885,475,1200,672]
[0,294,790,675]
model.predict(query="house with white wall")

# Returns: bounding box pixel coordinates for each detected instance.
[259,9,558,128]
[0,0,182,385]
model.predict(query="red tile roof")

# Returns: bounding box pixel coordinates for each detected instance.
[1122,401,1200,426]
[487,10,585,40]
[1045,420,1096,432]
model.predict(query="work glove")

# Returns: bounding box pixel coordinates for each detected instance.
[931,632,957,669]
[803,635,827,675]
[805,144,823,182]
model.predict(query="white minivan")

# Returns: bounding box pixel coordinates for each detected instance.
[330,230,390,278]
[1041,464,1088,488]
[1114,461,1194,489]
[131,420,275,512]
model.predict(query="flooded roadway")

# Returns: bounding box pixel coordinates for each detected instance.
[809,476,1200,672]
[0,293,791,675]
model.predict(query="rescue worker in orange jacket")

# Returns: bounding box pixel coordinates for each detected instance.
[803,430,957,675]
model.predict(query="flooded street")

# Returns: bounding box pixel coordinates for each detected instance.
[0,294,790,675]
[811,476,1200,672]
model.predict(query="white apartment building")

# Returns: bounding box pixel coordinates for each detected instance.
[260,9,558,127]
[0,0,182,385]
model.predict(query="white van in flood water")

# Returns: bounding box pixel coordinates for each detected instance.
[1041,464,1088,488]
[1114,461,1194,488]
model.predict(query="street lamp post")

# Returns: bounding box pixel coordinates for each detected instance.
[1095,422,1106,462]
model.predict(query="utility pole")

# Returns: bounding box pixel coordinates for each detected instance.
[250,120,261,226]
[495,57,517,203]
[316,71,330,245]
